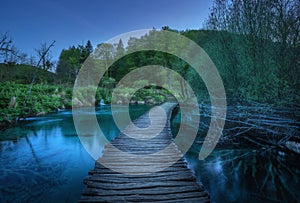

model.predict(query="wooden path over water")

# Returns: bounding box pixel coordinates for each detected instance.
[79,102,210,203]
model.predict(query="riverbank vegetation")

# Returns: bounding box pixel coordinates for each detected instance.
[0,0,299,150]
[0,80,166,128]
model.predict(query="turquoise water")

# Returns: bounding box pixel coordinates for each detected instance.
[0,105,299,203]
[0,105,152,202]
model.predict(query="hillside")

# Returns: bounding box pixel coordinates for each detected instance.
[0,63,56,84]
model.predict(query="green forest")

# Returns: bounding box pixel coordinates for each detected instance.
[0,0,299,202]
[0,0,299,144]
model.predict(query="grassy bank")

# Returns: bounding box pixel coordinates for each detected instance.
[0,81,166,128]
[0,82,72,124]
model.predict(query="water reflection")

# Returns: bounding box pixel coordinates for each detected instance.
[171,109,299,203]
[185,149,300,203]
[2,104,298,202]
[0,105,152,202]
[0,122,94,202]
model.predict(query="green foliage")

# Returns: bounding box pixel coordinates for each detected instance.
[2,23,297,128]
[56,41,94,84]
[106,27,298,106]
[111,84,166,104]
[133,80,149,88]
[56,46,81,83]
[73,86,98,106]
[202,0,299,106]
[0,63,55,84]
[0,82,72,123]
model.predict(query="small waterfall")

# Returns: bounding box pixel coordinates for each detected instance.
[99,99,105,106]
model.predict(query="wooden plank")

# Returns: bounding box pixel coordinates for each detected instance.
[79,196,210,203]
[81,186,208,198]
[84,173,196,184]
[79,102,210,203]
[80,191,209,202]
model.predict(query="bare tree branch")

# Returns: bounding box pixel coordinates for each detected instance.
[18,40,56,121]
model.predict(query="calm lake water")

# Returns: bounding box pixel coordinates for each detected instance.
[0,105,151,202]
[172,110,300,203]
[0,105,299,202]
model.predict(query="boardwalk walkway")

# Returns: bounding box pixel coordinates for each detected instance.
[79,102,210,203]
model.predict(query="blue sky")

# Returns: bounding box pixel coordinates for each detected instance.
[1,0,212,60]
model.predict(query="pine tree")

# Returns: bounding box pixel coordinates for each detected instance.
[85,40,93,55]
[116,39,125,58]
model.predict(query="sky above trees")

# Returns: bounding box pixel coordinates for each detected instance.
[0,0,212,60]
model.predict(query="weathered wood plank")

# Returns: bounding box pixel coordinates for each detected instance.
[79,102,210,203]
[80,191,209,202]
[88,166,191,175]
[81,186,208,198]
[84,174,196,184]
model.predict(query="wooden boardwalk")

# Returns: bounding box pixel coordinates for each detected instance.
[79,102,210,203]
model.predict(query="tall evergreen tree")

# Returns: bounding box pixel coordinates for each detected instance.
[85,40,93,54]
[80,40,93,63]
[116,39,125,58]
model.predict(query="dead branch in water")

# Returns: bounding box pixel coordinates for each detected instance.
[195,102,299,153]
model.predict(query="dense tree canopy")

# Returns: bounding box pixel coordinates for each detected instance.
[203,0,299,105]
[1,0,298,106]
[56,41,94,83]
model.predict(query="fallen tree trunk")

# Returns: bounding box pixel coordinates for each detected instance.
[194,101,300,153]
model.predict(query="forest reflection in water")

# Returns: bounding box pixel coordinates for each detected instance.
[0,105,152,202]
[185,148,299,203]
[0,104,299,202]
[171,103,299,203]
